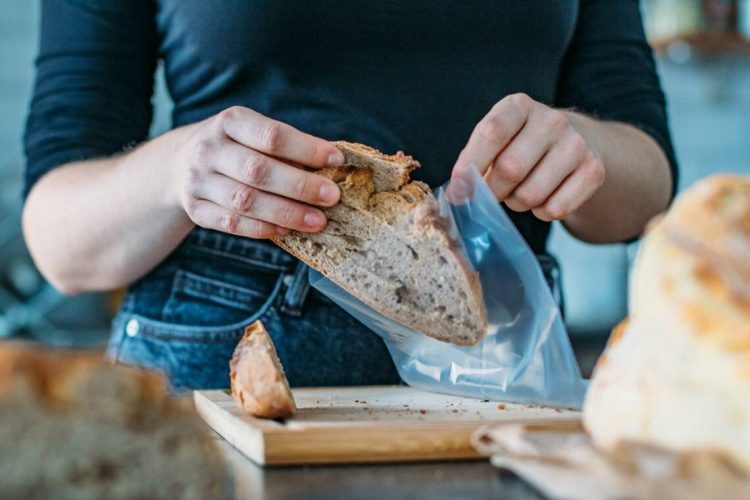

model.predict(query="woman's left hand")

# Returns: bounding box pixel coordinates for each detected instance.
[452,93,605,222]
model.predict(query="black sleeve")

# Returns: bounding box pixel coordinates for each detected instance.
[555,0,678,196]
[23,0,159,198]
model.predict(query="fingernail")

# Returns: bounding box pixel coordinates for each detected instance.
[276,227,290,236]
[327,150,344,167]
[303,211,325,228]
[318,183,339,204]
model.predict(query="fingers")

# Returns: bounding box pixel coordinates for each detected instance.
[505,129,588,213]
[190,174,328,232]
[215,106,344,168]
[532,155,605,222]
[452,93,531,176]
[211,141,341,207]
[487,108,566,201]
[186,200,285,239]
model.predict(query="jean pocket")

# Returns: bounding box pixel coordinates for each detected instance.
[108,305,276,391]
[161,269,282,326]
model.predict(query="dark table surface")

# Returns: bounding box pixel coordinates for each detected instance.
[219,438,543,500]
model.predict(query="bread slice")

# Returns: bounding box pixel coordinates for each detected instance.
[229,321,296,418]
[273,141,488,346]
[0,342,225,499]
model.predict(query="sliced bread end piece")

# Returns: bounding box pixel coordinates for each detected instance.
[230,321,296,419]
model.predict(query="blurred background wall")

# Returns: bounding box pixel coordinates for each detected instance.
[0,1,748,354]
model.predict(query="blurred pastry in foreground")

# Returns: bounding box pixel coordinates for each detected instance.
[0,343,225,499]
[584,175,750,473]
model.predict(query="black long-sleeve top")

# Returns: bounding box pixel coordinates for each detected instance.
[24,0,677,254]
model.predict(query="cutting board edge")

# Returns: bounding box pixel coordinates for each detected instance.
[193,390,269,465]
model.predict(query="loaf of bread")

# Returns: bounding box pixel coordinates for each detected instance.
[0,342,225,499]
[584,175,750,472]
[230,321,296,419]
[273,141,488,346]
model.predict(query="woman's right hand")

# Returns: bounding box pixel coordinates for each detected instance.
[172,106,344,239]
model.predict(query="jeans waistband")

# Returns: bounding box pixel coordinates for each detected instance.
[178,228,297,271]
[172,228,563,318]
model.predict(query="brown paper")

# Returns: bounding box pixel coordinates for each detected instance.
[472,421,750,500]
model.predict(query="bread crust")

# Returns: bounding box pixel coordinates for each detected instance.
[229,321,296,419]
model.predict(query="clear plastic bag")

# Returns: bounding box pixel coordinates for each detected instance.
[310,167,587,409]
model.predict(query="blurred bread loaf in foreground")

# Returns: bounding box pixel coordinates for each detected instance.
[0,343,225,499]
[584,175,750,472]
[273,141,488,346]
[230,320,296,419]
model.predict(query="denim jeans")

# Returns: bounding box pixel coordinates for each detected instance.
[107,228,562,392]
[107,228,402,391]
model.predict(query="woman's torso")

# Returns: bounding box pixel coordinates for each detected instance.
[111,1,579,389]
[157,0,580,252]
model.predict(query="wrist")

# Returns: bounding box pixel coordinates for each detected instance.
[125,128,195,228]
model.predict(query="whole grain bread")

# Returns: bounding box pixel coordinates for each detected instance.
[230,321,296,418]
[273,141,488,346]
[0,343,225,500]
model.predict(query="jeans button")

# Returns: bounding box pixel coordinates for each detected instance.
[125,319,140,337]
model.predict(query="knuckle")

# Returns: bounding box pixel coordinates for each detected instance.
[476,118,506,144]
[495,155,526,183]
[583,157,606,186]
[568,133,588,156]
[293,174,311,200]
[185,161,203,184]
[514,184,544,208]
[250,220,274,239]
[232,186,258,213]
[259,122,283,152]
[244,155,269,186]
[219,211,239,234]
[217,106,242,127]
[505,92,530,107]
[544,202,568,220]
[185,177,201,199]
[279,203,299,228]
[184,199,200,218]
[192,139,216,164]
[545,110,567,131]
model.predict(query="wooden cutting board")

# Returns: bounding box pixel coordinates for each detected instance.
[194,385,580,466]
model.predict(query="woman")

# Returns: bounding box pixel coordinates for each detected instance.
[22,1,676,390]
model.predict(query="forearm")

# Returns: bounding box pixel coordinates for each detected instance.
[563,112,672,243]
[23,107,345,294]
[23,129,193,293]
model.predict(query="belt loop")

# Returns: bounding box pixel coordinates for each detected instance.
[279,261,311,316]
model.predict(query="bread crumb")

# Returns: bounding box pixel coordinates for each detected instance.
[497,403,506,410]
[451,409,459,413]
[419,409,427,415]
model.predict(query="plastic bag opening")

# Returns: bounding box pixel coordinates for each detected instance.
[310,167,587,409]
